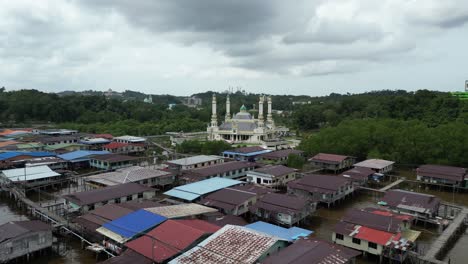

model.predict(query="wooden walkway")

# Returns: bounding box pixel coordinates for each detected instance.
[421,208,468,263]
[379,179,405,191]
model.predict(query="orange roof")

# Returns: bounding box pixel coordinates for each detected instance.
[0,141,18,148]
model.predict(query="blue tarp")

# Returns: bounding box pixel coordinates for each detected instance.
[58,150,109,161]
[245,221,313,241]
[0,151,56,161]
[102,209,167,239]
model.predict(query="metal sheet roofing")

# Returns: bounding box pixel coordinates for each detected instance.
[144,203,218,219]
[58,150,110,161]
[126,219,220,263]
[167,155,224,166]
[245,221,313,242]
[0,151,55,161]
[101,209,167,240]
[1,165,61,182]
[169,225,284,264]
[262,238,361,264]
[309,153,351,164]
[354,159,394,170]
[85,166,172,187]
[287,174,350,193]
[163,177,243,201]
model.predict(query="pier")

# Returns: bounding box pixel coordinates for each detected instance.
[0,183,115,258]
[379,178,405,191]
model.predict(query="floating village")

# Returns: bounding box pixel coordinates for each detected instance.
[0,96,467,264]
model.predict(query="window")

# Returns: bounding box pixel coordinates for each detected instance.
[138,193,143,199]
[336,233,344,240]
[368,242,377,249]
[126,195,133,201]
[352,238,361,245]
[143,179,148,184]
[88,204,95,210]
[115,198,121,204]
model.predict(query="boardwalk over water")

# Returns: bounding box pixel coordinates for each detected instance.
[421,208,468,263]
[379,178,405,191]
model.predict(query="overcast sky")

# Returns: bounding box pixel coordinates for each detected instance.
[1,0,468,96]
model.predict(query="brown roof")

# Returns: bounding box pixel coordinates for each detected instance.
[90,154,140,163]
[63,183,154,206]
[198,188,256,210]
[230,184,275,196]
[252,165,296,177]
[340,167,375,181]
[101,249,152,264]
[262,238,360,264]
[339,208,403,233]
[203,212,248,227]
[259,149,303,159]
[0,220,51,242]
[417,164,466,183]
[231,146,266,154]
[382,189,440,213]
[184,161,258,178]
[250,193,309,215]
[309,153,352,164]
[288,174,350,193]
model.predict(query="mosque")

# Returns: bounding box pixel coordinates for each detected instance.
[207,94,284,144]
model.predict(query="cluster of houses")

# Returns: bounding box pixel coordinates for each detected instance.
[0,128,149,188]
[1,127,467,263]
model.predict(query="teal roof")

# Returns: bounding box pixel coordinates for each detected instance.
[245,221,313,241]
[164,177,243,201]
[240,105,247,111]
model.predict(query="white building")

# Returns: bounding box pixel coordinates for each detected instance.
[207,94,285,144]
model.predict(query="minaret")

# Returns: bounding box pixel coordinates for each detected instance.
[225,94,231,121]
[267,96,274,125]
[258,95,264,127]
[211,94,217,127]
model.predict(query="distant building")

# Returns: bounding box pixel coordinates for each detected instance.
[380,189,441,221]
[288,174,354,207]
[102,142,146,155]
[250,193,316,227]
[354,159,395,174]
[143,95,153,104]
[263,238,360,264]
[182,96,202,107]
[44,143,88,153]
[416,164,466,187]
[180,161,258,183]
[222,146,272,161]
[166,155,224,171]
[89,154,140,170]
[84,166,175,189]
[80,137,111,148]
[257,149,304,165]
[309,153,355,173]
[38,135,80,146]
[63,183,156,213]
[0,221,53,263]
[169,225,289,264]
[113,135,146,144]
[58,150,110,169]
[207,94,288,144]
[36,129,78,136]
[246,165,297,188]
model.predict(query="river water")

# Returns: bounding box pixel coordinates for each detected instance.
[1,178,468,264]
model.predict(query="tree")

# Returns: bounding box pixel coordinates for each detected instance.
[287,154,305,169]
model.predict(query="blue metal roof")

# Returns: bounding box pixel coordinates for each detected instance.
[58,150,109,161]
[0,151,56,161]
[102,209,166,239]
[222,150,272,157]
[163,177,243,201]
[245,221,313,241]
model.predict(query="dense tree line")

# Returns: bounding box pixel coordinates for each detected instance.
[175,140,232,155]
[298,119,468,167]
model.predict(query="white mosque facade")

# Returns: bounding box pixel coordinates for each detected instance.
[207,94,283,144]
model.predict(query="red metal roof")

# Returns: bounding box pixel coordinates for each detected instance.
[354,226,395,245]
[126,219,219,263]
[103,142,129,149]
